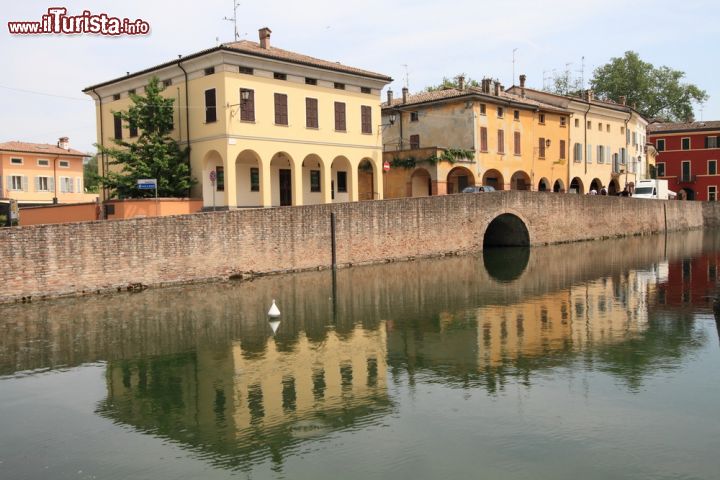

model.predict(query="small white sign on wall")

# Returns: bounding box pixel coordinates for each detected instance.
[228,138,237,145]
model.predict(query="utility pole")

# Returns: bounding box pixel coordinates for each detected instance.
[223,1,241,42]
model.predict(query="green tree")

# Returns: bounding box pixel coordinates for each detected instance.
[83,155,101,193]
[590,51,708,122]
[98,77,194,198]
[544,69,582,97]
[425,74,481,92]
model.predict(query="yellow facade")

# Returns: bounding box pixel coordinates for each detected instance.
[85,29,391,208]
[381,83,571,196]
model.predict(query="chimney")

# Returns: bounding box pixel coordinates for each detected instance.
[58,137,69,150]
[387,89,394,105]
[619,95,627,105]
[493,81,500,96]
[258,27,272,49]
[586,89,594,101]
[519,74,526,97]
[402,87,408,104]
[457,75,466,90]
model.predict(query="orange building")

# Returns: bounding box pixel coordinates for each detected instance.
[0,138,97,206]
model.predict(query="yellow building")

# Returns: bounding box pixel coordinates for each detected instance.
[507,83,650,194]
[380,76,571,196]
[83,28,392,208]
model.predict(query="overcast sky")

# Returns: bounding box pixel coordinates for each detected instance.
[2,0,718,153]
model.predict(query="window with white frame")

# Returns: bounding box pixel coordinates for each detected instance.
[656,139,665,151]
[37,159,49,167]
[36,176,50,192]
[60,176,74,193]
[657,162,665,177]
[709,186,717,202]
[10,157,22,165]
[9,175,25,191]
[59,160,70,168]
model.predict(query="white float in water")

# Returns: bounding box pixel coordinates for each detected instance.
[268,299,281,318]
[269,319,281,334]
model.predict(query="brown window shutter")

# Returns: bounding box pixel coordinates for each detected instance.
[334,102,346,131]
[361,105,372,134]
[480,127,488,152]
[539,138,546,157]
[306,98,318,128]
[274,93,288,125]
[498,129,504,154]
[410,134,420,149]
[240,89,255,122]
[560,140,566,159]
[514,131,521,155]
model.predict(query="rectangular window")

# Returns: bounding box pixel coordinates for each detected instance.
[240,89,255,122]
[682,161,691,182]
[306,98,319,128]
[334,102,346,131]
[361,87,372,94]
[480,127,488,152]
[275,93,289,125]
[10,157,22,165]
[657,162,666,177]
[497,129,505,154]
[410,134,420,149]
[334,82,345,90]
[574,143,582,162]
[479,104,486,115]
[574,118,579,128]
[539,113,545,124]
[305,77,317,85]
[36,176,50,192]
[216,166,224,191]
[59,160,70,168]
[606,124,610,133]
[112,93,120,101]
[514,131,521,155]
[656,139,665,151]
[60,176,74,193]
[205,89,217,123]
[37,159,49,166]
[113,113,123,139]
[250,167,259,192]
[632,131,638,145]
[682,137,691,150]
[128,89,135,95]
[273,72,287,80]
[129,120,138,138]
[709,160,717,175]
[587,144,593,163]
[337,171,347,192]
[10,175,24,191]
[361,105,372,134]
[239,66,254,75]
[560,140,566,160]
[560,117,567,127]
[706,136,718,149]
[514,110,520,121]
[598,122,602,131]
[538,138,546,158]
[597,145,604,164]
[587,121,592,129]
[410,111,419,122]
[204,67,215,76]
[310,170,321,192]
[710,186,717,202]
[497,107,504,118]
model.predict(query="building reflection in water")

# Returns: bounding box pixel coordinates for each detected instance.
[1,229,718,471]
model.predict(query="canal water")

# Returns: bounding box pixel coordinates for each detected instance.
[1,230,720,480]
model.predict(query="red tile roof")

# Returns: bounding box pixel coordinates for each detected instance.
[647,121,720,133]
[0,141,87,157]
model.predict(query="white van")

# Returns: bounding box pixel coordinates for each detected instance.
[633,179,676,200]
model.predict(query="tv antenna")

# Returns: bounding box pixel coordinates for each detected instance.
[512,48,518,85]
[402,64,410,89]
[223,1,241,42]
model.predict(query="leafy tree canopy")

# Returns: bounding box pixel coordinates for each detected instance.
[98,76,194,198]
[83,155,101,193]
[425,74,481,92]
[590,51,708,122]
[543,69,583,97]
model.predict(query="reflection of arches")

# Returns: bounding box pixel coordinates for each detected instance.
[331,156,352,203]
[483,247,530,282]
[570,177,584,194]
[302,154,325,205]
[590,178,602,192]
[270,152,294,206]
[537,177,550,192]
[202,150,224,208]
[446,166,475,194]
[358,158,375,201]
[510,171,531,191]
[483,213,530,247]
[410,168,432,197]
[482,169,504,190]
[235,149,262,207]
[679,188,695,200]
[608,178,620,195]
[553,179,565,193]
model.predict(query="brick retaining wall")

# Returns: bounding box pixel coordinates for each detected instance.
[0,192,708,303]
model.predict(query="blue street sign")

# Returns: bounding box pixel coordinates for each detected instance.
[137,179,157,190]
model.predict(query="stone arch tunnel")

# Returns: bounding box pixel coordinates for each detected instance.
[483,213,530,247]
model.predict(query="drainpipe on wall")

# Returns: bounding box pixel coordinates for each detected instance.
[567,113,572,193]
[52,155,59,204]
[177,57,192,197]
[583,101,591,176]
[89,88,108,210]
[624,111,632,188]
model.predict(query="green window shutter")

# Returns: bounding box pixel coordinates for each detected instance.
[49,177,55,193]
[21,176,28,192]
